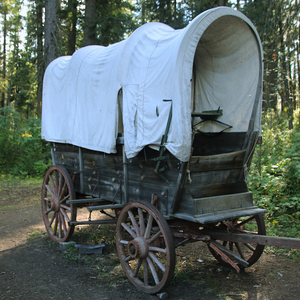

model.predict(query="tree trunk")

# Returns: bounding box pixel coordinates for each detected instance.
[67,0,77,55]
[279,9,293,129]
[263,52,278,112]
[36,0,44,118]
[6,34,17,107]
[298,3,300,109]
[44,0,59,68]
[159,0,165,23]
[1,8,7,108]
[83,0,97,46]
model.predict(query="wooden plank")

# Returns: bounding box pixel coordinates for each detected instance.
[172,207,267,224]
[193,192,253,215]
[188,182,248,199]
[189,150,245,171]
[53,152,80,170]
[53,143,79,153]
[187,168,241,186]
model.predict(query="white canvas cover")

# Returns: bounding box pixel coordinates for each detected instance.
[42,7,263,162]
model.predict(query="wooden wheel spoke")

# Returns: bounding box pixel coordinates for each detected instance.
[143,259,149,286]
[138,208,145,236]
[54,171,59,194]
[59,213,67,235]
[59,181,68,201]
[60,193,70,203]
[128,210,140,236]
[124,256,133,262]
[60,208,70,223]
[53,213,58,235]
[144,214,153,239]
[120,240,129,245]
[146,257,159,285]
[133,258,142,278]
[58,172,63,197]
[45,208,52,215]
[60,204,71,211]
[121,222,137,238]
[49,175,56,197]
[58,216,62,238]
[235,242,245,260]
[243,242,255,252]
[235,216,255,228]
[45,185,55,199]
[148,252,165,272]
[49,212,56,226]
[147,231,161,245]
[148,246,166,254]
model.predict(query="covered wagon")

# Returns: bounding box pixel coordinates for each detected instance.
[41,6,296,294]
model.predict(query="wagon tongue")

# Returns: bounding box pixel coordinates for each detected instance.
[207,240,249,273]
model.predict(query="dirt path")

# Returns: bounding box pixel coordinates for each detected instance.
[0,180,300,300]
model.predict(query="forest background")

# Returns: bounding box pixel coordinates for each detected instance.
[0,0,300,251]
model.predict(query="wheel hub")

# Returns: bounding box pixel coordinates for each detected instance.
[223,221,235,232]
[127,236,149,259]
[49,197,60,212]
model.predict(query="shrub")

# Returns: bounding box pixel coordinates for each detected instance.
[0,107,51,177]
[248,110,300,241]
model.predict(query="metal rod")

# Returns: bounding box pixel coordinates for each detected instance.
[50,144,56,165]
[154,100,172,174]
[79,147,84,194]
[123,145,129,203]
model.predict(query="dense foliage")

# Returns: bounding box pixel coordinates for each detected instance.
[0,107,50,177]
[248,111,300,244]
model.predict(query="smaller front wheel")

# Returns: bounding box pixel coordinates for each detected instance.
[41,165,77,243]
[116,201,175,294]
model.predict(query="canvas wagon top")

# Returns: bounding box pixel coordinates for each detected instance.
[42,7,263,162]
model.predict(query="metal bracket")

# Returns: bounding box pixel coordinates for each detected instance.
[154,99,172,175]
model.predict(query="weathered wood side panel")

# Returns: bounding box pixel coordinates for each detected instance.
[52,143,180,208]
[193,192,254,216]
[175,148,249,217]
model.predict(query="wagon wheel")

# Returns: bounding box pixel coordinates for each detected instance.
[208,214,266,269]
[41,165,77,243]
[116,201,176,294]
